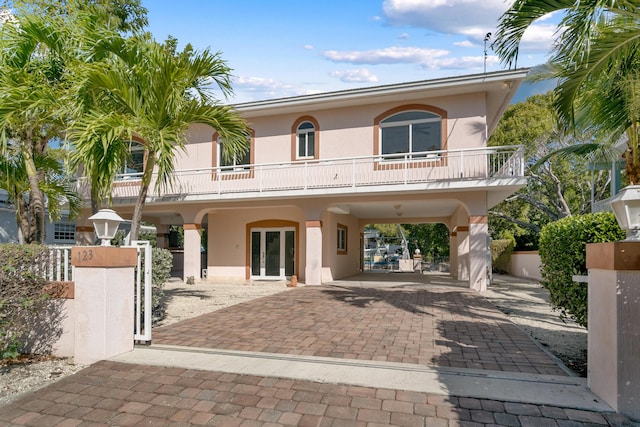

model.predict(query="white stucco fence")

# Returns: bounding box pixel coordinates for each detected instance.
[508,251,542,281]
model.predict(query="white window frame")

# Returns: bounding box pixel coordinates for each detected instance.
[218,138,251,172]
[379,111,441,160]
[296,121,315,159]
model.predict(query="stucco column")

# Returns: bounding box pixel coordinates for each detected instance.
[586,242,640,420]
[155,224,170,249]
[71,246,137,364]
[183,223,202,283]
[469,216,488,292]
[449,232,458,279]
[456,226,469,281]
[305,220,323,286]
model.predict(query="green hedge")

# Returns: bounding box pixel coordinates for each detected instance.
[491,239,514,273]
[539,212,624,328]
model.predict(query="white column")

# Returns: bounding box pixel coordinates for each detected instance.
[587,242,640,420]
[183,223,202,283]
[305,220,323,286]
[71,246,137,364]
[155,224,170,249]
[456,227,469,281]
[449,232,458,279]
[468,216,488,292]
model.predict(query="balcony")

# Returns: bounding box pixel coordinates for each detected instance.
[83,146,525,204]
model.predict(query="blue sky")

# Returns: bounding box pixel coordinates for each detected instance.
[145,0,559,103]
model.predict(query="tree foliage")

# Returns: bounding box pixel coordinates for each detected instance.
[489,92,611,249]
[494,0,640,183]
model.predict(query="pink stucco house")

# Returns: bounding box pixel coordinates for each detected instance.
[78,69,528,292]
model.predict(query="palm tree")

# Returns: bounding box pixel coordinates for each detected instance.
[493,0,640,182]
[0,15,68,243]
[69,32,249,241]
[0,147,81,243]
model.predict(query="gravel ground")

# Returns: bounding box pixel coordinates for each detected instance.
[0,274,586,405]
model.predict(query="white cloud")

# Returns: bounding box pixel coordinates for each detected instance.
[382,0,513,41]
[323,45,498,72]
[330,68,379,83]
[324,46,450,65]
[397,32,410,40]
[454,40,475,48]
[303,44,314,50]
[233,76,301,99]
[520,23,557,53]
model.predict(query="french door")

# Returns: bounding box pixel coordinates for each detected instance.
[250,228,295,279]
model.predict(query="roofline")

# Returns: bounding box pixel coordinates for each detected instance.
[234,68,530,113]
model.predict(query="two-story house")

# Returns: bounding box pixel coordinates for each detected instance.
[77,69,528,292]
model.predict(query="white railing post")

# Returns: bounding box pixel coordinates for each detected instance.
[460,151,465,178]
[259,165,263,192]
[404,155,408,184]
[304,162,308,190]
[352,158,356,188]
[131,240,152,343]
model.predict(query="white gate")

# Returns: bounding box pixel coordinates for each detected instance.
[130,241,152,343]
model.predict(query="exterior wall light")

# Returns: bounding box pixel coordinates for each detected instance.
[610,184,640,241]
[89,209,124,246]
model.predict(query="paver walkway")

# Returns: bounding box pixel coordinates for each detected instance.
[153,282,566,375]
[0,361,633,427]
[1,274,638,426]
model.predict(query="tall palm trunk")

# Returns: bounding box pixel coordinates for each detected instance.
[625,125,640,185]
[130,152,156,242]
[23,149,46,244]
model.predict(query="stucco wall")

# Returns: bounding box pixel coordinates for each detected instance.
[508,251,542,281]
[321,211,361,281]
[206,206,307,280]
[177,92,488,170]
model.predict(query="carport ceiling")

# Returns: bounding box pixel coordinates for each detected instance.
[330,200,459,220]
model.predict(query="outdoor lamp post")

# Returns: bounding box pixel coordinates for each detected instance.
[89,209,124,246]
[610,184,640,241]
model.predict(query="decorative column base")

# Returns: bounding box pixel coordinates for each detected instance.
[586,242,640,420]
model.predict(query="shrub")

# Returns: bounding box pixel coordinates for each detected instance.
[150,247,172,322]
[490,239,514,273]
[0,244,65,359]
[539,212,624,328]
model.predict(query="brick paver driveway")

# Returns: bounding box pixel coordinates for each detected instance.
[154,277,566,376]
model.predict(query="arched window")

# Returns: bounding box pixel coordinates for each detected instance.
[297,121,315,159]
[291,116,319,160]
[379,109,443,158]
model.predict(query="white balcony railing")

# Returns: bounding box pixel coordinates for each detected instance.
[82,145,524,201]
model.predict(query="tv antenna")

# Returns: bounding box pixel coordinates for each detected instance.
[483,32,492,74]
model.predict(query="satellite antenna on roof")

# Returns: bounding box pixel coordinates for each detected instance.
[484,32,492,74]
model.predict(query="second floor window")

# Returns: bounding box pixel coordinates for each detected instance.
[379,111,442,158]
[219,137,251,171]
[297,121,315,159]
[123,140,144,174]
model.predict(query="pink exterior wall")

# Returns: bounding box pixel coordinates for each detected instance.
[206,206,307,280]
[176,93,488,170]
[321,212,361,282]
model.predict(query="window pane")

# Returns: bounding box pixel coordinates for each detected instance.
[298,134,306,157]
[382,111,437,123]
[307,132,315,156]
[239,148,251,165]
[298,121,314,130]
[381,126,409,155]
[412,122,441,152]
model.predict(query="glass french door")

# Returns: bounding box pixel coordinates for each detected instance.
[250,228,295,279]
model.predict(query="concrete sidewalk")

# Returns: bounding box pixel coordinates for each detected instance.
[1,274,638,426]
